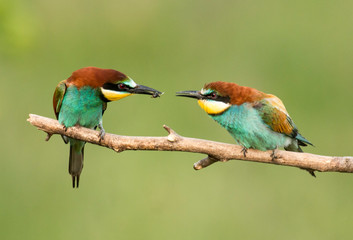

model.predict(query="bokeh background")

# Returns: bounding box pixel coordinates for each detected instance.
[1,0,353,239]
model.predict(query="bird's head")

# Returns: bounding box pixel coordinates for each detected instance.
[67,67,163,102]
[100,76,163,102]
[176,82,232,115]
[176,81,263,115]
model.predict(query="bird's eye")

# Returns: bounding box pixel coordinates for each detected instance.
[210,92,217,99]
[118,83,126,90]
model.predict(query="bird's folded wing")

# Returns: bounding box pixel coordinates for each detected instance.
[53,80,67,119]
[255,94,295,136]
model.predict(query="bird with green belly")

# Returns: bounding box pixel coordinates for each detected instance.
[176,81,314,176]
[53,67,162,188]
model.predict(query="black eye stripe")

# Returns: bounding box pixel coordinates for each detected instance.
[205,92,217,99]
[202,91,230,103]
[102,82,133,91]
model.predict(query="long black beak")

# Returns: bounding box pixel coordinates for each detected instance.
[176,90,202,99]
[132,85,163,98]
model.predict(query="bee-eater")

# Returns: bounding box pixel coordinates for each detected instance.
[176,81,314,176]
[53,67,162,188]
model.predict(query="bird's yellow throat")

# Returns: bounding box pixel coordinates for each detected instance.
[101,88,132,101]
[197,99,231,115]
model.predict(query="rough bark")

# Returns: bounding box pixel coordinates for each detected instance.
[27,114,353,174]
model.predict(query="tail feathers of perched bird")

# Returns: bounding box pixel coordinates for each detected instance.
[284,134,315,177]
[295,133,313,147]
[69,140,85,188]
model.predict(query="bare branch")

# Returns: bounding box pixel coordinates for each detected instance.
[27,114,353,174]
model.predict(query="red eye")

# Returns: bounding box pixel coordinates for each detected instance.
[211,92,217,99]
[118,83,126,90]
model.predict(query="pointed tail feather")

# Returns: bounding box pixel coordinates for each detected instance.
[71,175,81,188]
[296,133,313,147]
[285,142,316,177]
[69,141,85,188]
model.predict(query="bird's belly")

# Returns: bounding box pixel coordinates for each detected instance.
[58,86,103,129]
[211,105,290,151]
[226,123,291,150]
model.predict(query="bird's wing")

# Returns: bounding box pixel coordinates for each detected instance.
[255,94,295,136]
[102,102,107,116]
[254,94,312,147]
[53,80,69,144]
[53,80,67,119]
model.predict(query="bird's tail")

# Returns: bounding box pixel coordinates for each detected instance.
[285,143,316,177]
[69,140,85,188]
[296,133,313,147]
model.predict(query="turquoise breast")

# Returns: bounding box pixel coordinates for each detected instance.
[58,86,104,129]
[210,104,290,150]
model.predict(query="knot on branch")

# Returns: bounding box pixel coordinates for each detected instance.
[112,146,124,153]
[163,125,181,142]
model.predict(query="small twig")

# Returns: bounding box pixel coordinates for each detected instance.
[194,156,220,170]
[45,133,53,141]
[163,124,181,142]
[27,114,353,174]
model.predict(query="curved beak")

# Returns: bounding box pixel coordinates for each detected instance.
[131,85,163,98]
[176,90,202,99]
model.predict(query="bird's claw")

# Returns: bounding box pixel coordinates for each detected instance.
[270,149,278,161]
[97,121,106,141]
[98,129,105,141]
[241,147,248,157]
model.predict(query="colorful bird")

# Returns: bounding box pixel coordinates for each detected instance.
[176,81,314,176]
[53,67,162,188]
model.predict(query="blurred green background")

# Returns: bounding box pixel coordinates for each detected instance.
[1,0,353,239]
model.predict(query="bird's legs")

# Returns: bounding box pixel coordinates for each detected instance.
[270,147,279,161]
[241,147,248,157]
[98,120,105,140]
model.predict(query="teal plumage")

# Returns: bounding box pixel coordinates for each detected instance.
[210,103,311,152]
[211,104,290,151]
[59,86,104,128]
[53,67,162,188]
[57,86,104,187]
[176,81,314,176]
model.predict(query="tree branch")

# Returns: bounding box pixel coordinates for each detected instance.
[27,114,353,174]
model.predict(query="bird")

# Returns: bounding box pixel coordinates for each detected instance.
[53,66,162,188]
[176,81,314,176]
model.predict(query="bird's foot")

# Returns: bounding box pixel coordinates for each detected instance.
[241,147,248,157]
[98,128,106,141]
[270,148,278,161]
[97,121,106,141]
[63,125,68,131]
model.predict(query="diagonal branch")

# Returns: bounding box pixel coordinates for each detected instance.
[27,114,353,174]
